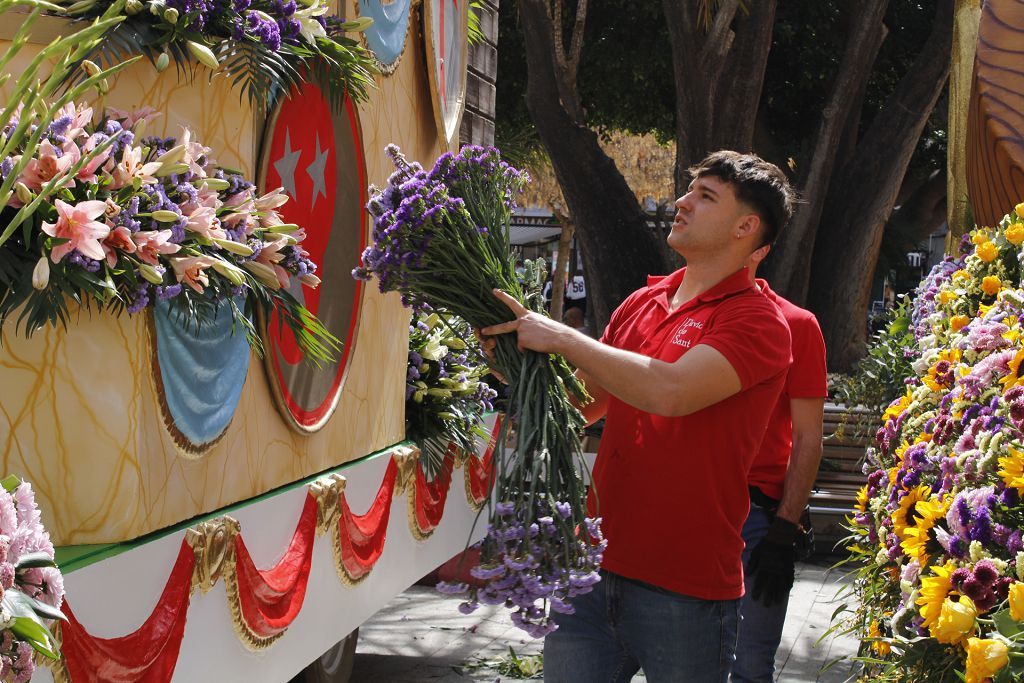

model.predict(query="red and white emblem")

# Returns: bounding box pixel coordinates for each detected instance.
[259,83,367,432]
[424,0,469,149]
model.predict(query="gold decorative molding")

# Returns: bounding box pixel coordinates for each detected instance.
[391,445,420,494]
[185,516,241,594]
[310,473,347,536]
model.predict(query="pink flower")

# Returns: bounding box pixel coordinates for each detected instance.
[133,230,181,265]
[102,225,137,267]
[104,105,160,130]
[18,140,76,193]
[170,255,216,293]
[0,494,15,538]
[254,237,292,288]
[41,199,110,262]
[179,128,210,177]
[77,134,114,183]
[58,101,93,140]
[109,145,161,190]
[184,205,226,241]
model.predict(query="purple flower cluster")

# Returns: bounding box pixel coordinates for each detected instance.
[910,258,963,340]
[439,500,605,638]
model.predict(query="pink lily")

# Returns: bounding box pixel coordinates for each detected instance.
[102,225,137,267]
[133,230,181,265]
[41,199,110,262]
[76,135,114,183]
[104,106,160,130]
[18,140,76,193]
[56,102,93,140]
[170,255,216,293]
[109,146,161,190]
[179,128,210,177]
[254,236,293,289]
[184,205,227,241]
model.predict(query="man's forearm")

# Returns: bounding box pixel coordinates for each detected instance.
[776,436,823,523]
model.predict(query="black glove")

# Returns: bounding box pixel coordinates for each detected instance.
[748,517,799,607]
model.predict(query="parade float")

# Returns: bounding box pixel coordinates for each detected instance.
[843,2,1024,681]
[0,0,502,679]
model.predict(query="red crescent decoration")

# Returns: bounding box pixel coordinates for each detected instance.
[465,415,501,506]
[413,447,456,534]
[59,540,195,683]
[232,494,318,639]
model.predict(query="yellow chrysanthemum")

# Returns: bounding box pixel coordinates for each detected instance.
[1001,349,1024,392]
[916,562,958,629]
[973,231,991,245]
[1006,221,1024,246]
[979,301,995,317]
[938,289,957,305]
[982,275,1003,296]
[952,269,971,282]
[965,637,1009,683]
[868,620,891,657]
[998,447,1024,492]
[855,485,869,513]
[1016,202,1024,219]
[976,240,999,262]
[951,315,971,332]
[882,391,912,423]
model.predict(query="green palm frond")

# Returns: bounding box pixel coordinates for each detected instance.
[218,38,302,116]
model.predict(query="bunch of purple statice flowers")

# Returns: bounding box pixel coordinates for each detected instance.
[910,258,964,341]
[354,144,603,636]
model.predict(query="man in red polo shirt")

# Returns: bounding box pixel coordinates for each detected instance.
[482,151,796,682]
[730,247,828,683]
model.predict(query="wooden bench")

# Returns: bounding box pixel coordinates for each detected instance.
[810,404,875,553]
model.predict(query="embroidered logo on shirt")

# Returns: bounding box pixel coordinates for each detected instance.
[671,318,704,348]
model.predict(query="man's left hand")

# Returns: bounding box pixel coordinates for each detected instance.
[481,289,573,354]
[748,517,799,607]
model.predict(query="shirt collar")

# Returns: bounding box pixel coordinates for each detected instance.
[648,267,757,310]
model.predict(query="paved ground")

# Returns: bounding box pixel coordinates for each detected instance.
[350,556,862,682]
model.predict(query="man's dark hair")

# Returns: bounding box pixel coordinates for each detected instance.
[688,151,796,248]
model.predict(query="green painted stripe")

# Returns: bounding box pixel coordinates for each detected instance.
[54,441,415,573]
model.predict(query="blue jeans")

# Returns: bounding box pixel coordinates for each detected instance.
[544,570,740,682]
[731,505,789,682]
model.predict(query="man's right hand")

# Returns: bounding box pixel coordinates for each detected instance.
[473,328,507,384]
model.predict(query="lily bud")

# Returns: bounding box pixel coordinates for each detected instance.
[81,59,101,77]
[125,0,143,13]
[412,389,425,404]
[242,261,281,289]
[186,40,220,70]
[193,177,230,190]
[155,162,190,177]
[262,222,301,234]
[151,209,181,222]
[148,0,164,15]
[155,143,186,165]
[340,16,373,32]
[446,337,467,350]
[32,257,49,290]
[14,182,33,205]
[96,78,109,95]
[211,259,245,285]
[155,52,170,72]
[299,273,321,288]
[427,388,453,398]
[139,263,165,284]
[163,6,178,22]
[212,238,255,256]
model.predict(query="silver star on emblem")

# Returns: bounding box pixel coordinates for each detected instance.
[306,133,330,211]
[273,130,302,200]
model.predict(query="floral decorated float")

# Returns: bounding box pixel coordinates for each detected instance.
[845,202,1024,682]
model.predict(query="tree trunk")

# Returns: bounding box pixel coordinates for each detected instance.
[761,0,889,305]
[518,0,667,331]
[808,0,955,371]
[549,202,575,322]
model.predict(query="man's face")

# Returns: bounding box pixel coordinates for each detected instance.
[667,176,755,259]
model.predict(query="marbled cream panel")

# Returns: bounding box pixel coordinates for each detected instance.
[0,1,439,544]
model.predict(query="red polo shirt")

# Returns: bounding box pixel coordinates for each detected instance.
[748,281,829,500]
[588,267,790,600]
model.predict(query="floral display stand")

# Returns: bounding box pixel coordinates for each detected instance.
[0,0,494,679]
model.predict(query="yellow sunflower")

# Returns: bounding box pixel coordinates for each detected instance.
[916,562,958,630]
[998,447,1024,492]
[883,390,913,424]
[855,485,869,514]
[899,496,949,565]
[1002,349,1024,393]
[868,620,891,656]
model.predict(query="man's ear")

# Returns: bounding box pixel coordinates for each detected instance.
[735,213,761,240]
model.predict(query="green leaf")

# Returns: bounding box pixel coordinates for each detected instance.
[0,475,21,492]
[3,586,66,624]
[10,616,58,659]
[994,608,1023,638]
[15,552,56,570]
[888,316,910,335]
